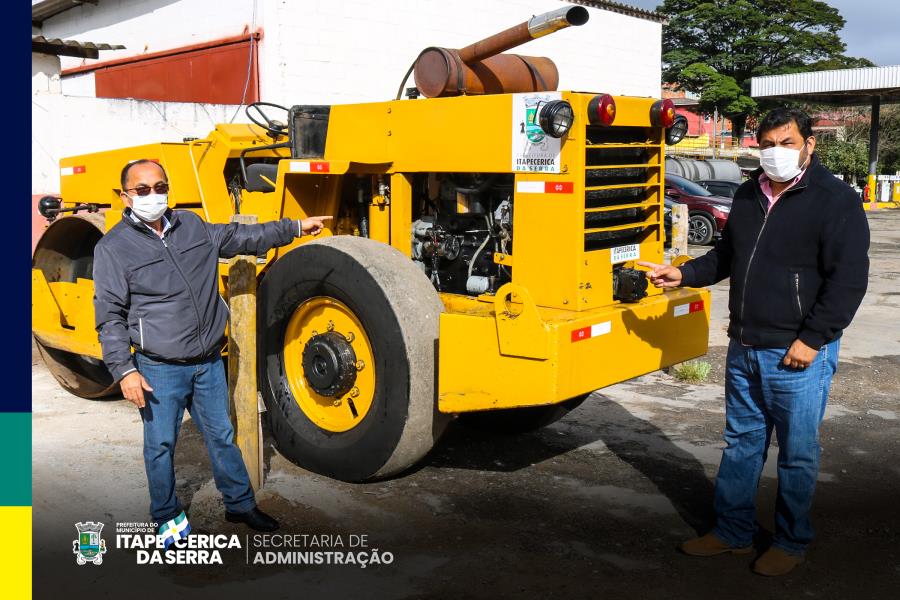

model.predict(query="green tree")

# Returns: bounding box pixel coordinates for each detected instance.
[876,105,900,174]
[812,105,900,182]
[816,137,868,182]
[658,0,874,140]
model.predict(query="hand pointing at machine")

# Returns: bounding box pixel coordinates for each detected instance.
[300,216,332,236]
[637,261,683,288]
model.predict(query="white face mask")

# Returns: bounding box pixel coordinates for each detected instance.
[760,143,809,183]
[129,193,168,222]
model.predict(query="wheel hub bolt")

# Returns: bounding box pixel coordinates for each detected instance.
[349,387,360,398]
[326,320,335,331]
[332,399,342,407]
[345,332,355,343]
[355,360,365,371]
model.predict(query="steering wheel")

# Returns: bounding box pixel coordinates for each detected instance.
[246,102,290,137]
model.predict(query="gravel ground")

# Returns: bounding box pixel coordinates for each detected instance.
[32,210,900,599]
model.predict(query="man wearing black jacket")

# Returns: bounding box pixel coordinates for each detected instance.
[94,159,330,539]
[640,108,869,576]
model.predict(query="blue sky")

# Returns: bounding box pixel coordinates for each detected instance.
[624,0,899,66]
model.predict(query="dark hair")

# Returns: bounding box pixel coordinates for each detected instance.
[120,159,167,190]
[756,108,813,143]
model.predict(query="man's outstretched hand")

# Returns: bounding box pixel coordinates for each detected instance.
[301,216,332,236]
[120,371,153,408]
[637,261,683,288]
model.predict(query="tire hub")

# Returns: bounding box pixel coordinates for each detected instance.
[302,332,357,397]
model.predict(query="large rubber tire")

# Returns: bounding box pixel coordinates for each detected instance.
[458,394,589,435]
[34,337,118,399]
[33,213,118,399]
[688,211,715,246]
[259,236,448,482]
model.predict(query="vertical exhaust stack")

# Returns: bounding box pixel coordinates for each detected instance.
[413,5,589,98]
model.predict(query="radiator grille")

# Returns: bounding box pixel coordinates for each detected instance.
[583,125,660,252]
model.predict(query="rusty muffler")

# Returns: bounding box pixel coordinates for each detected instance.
[413,5,589,98]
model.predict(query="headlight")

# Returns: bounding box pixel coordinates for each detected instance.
[538,100,574,138]
[665,115,689,145]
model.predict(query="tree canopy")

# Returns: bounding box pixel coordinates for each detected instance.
[658,0,874,138]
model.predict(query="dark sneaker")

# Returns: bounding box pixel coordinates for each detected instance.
[225,507,279,532]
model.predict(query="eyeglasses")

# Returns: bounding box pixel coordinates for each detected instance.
[125,182,169,196]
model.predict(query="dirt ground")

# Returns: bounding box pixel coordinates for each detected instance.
[32,211,900,599]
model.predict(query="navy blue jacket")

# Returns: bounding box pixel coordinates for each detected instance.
[93,208,299,381]
[679,155,869,349]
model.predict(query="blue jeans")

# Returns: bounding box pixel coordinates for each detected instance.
[135,352,256,522]
[712,338,839,556]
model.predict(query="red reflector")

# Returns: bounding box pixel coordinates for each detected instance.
[545,181,574,194]
[311,161,329,172]
[651,99,676,128]
[571,327,591,342]
[73,166,86,174]
[690,300,704,313]
[588,94,616,126]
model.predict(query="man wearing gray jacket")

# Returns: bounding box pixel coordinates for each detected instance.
[93,159,329,535]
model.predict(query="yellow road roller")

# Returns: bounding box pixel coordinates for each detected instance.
[32,6,709,481]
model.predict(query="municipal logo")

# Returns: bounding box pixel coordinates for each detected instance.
[73,521,107,565]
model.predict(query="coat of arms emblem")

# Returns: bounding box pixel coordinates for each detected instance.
[73,521,107,565]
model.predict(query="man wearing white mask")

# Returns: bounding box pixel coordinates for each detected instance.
[639,108,869,575]
[93,159,330,539]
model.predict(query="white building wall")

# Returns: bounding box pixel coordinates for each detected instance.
[34,0,661,194]
[42,0,660,102]
[31,96,249,194]
[261,0,660,105]
[39,0,258,72]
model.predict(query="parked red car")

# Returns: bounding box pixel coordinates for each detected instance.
[664,174,732,245]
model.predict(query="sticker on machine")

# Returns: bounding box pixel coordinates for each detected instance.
[571,321,612,342]
[674,300,705,317]
[289,161,329,173]
[512,92,562,173]
[610,244,640,264]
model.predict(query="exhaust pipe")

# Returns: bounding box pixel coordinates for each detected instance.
[414,5,590,98]
[457,6,590,64]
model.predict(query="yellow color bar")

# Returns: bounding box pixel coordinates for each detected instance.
[0,506,32,599]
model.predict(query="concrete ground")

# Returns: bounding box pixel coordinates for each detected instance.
[32,211,899,599]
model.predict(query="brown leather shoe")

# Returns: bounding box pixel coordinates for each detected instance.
[752,546,804,576]
[680,532,753,556]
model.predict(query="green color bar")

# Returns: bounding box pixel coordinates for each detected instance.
[0,413,31,506]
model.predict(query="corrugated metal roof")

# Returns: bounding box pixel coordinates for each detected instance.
[32,36,125,59]
[32,0,98,26]
[751,66,900,105]
[565,0,669,24]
